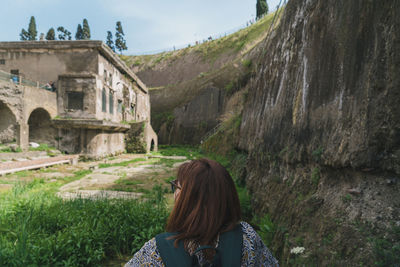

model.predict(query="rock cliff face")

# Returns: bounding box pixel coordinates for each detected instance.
[239,0,399,264]
[125,14,277,144]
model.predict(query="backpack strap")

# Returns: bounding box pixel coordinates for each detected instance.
[217,224,243,267]
[156,232,193,267]
[156,224,243,267]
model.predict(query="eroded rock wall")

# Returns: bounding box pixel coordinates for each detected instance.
[239,0,400,265]
[240,0,400,171]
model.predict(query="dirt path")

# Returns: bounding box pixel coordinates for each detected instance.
[0,153,188,200]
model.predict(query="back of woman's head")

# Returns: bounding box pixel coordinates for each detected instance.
[166,158,241,246]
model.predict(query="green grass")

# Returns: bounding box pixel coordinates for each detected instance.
[371,225,400,266]
[153,158,186,168]
[28,143,56,152]
[158,145,202,160]
[98,158,147,168]
[0,178,168,266]
[311,167,321,185]
[0,145,254,266]
[0,146,22,153]
[116,179,144,186]
[253,214,276,247]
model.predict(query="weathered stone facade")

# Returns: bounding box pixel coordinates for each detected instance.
[0,79,57,149]
[0,41,157,157]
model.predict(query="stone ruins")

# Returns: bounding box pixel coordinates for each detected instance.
[0,40,157,158]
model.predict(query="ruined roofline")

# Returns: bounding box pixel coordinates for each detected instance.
[98,42,148,94]
[0,40,148,94]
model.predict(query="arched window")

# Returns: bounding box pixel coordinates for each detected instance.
[109,92,114,114]
[102,88,107,112]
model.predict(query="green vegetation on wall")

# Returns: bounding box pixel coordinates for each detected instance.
[126,122,147,153]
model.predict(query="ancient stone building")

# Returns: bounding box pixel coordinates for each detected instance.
[0,40,157,157]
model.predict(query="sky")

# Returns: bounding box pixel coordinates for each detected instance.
[0,0,282,55]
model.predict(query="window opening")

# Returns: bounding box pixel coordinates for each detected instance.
[102,88,107,112]
[67,92,84,110]
[118,100,123,113]
[109,92,114,114]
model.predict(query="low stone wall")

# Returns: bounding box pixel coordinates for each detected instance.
[57,128,125,158]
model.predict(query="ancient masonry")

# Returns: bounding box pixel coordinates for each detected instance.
[0,40,157,157]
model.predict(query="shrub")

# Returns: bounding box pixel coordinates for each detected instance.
[242,59,252,68]
[253,214,276,247]
[311,167,321,185]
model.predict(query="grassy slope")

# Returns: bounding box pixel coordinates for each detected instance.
[120,11,283,145]
[121,11,280,87]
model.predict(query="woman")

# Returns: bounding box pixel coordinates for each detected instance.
[125,158,278,266]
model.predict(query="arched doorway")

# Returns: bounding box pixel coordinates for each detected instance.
[28,108,57,147]
[0,100,17,144]
[150,139,155,152]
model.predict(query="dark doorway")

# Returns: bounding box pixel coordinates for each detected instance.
[28,108,56,147]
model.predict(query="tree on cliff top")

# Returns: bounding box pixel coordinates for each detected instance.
[57,27,72,40]
[115,21,128,54]
[75,24,83,40]
[46,28,56,40]
[20,16,37,40]
[82,19,91,40]
[106,31,115,52]
[256,0,269,20]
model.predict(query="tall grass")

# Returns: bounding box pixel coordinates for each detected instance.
[0,180,168,266]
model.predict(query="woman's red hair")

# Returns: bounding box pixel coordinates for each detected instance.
[166,158,241,255]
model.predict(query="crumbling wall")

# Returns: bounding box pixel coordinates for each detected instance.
[126,121,157,153]
[57,74,97,119]
[125,122,147,153]
[0,81,23,144]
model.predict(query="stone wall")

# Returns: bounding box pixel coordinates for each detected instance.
[0,47,98,85]
[0,81,22,143]
[0,80,57,149]
[0,41,156,157]
[237,0,400,264]
[57,127,125,158]
[239,0,400,172]
[153,87,224,144]
[126,121,158,153]
[57,74,97,119]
